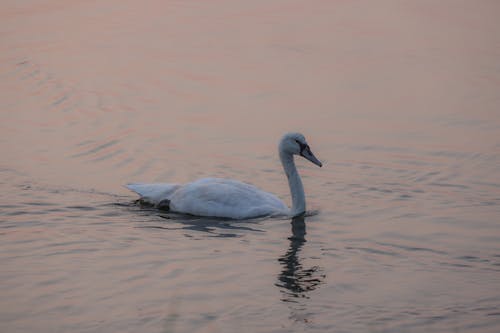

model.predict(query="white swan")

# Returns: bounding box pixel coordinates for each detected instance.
[126,132,322,219]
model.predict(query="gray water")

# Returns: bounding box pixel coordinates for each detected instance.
[1,1,500,332]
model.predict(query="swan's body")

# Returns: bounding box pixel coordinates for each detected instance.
[127,178,288,219]
[126,132,322,219]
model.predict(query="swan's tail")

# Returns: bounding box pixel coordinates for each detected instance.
[125,183,180,204]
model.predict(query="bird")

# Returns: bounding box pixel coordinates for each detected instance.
[126,132,322,219]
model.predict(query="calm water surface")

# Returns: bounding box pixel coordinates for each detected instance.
[1,1,500,332]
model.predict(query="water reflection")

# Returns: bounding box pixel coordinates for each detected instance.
[131,204,265,237]
[276,215,325,303]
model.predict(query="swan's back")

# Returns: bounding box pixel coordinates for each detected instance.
[170,178,288,219]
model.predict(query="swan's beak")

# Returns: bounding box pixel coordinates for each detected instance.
[301,147,322,167]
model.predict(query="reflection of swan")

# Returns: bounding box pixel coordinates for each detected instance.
[276,215,325,302]
[126,133,322,219]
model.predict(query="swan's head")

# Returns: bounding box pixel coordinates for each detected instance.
[279,132,322,167]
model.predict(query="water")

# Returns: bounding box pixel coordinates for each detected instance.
[1,1,500,332]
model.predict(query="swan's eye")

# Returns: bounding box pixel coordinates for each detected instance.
[294,139,308,154]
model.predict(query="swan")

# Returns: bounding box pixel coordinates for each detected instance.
[126,132,322,219]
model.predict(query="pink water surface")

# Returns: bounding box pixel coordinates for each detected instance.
[1,1,500,332]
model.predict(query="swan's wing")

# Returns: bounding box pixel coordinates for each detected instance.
[169,178,289,219]
[125,183,180,204]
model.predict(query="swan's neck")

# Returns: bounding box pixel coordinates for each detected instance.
[280,151,305,216]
